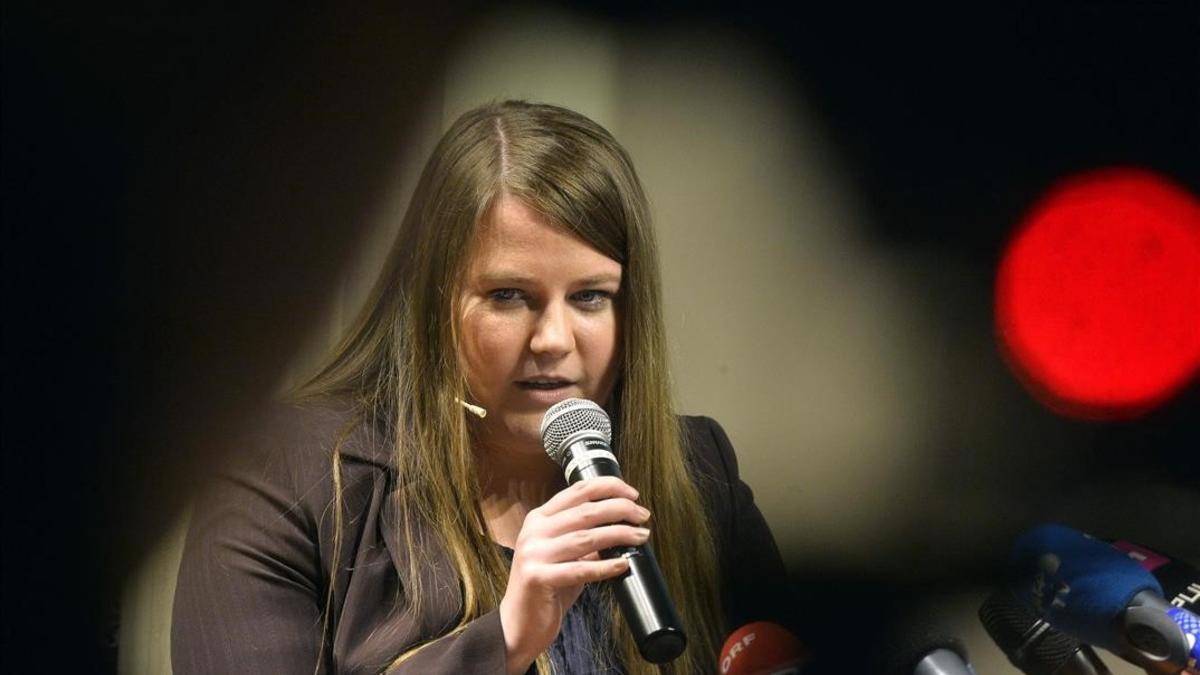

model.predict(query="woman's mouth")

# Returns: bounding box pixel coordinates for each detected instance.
[515,379,574,391]
[514,379,577,404]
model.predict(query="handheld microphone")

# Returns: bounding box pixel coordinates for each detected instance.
[539,398,686,664]
[718,621,808,675]
[1007,523,1200,674]
[979,588,1112,674]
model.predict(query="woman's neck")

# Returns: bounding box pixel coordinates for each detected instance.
[474,440,565,547]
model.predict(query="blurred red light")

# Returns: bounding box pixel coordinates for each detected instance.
[995,168,1200,419]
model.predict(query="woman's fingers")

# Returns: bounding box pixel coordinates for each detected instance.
[535,499,651,539]
[498,479,645,670]
[520,556,631,589]
[520,524,650,565]
[536,476,638,516]
[541,524,650,562]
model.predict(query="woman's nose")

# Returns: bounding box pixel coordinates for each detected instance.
[530,302,575,357]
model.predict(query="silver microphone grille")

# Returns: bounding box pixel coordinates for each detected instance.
[539,398,612,464]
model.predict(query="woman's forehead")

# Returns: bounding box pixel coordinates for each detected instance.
[468,198,621,278]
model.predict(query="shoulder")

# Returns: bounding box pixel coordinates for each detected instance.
[678,414,734,450]
[219,396,391,476]
[192,397,392,530]
[173,398,396,672]
[678,414,742,484]
[180,397,394,589]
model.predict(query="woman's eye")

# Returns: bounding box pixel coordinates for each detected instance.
[572,290,613,308]
[488,288,525,304]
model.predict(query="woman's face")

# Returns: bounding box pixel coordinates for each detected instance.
[458,197,623,456]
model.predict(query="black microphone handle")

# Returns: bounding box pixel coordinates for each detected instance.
[559,438,688,664]
[1053,647,1112,675]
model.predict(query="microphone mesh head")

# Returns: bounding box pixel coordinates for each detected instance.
[979,589,1082,675]
[539,398,611,464]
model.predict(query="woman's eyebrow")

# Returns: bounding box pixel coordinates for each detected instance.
[474,272,622,287]
[575,273,622,286]
[474,272,537,286]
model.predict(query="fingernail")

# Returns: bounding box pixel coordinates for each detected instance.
[639,507,651,519]
[636,527,651,537]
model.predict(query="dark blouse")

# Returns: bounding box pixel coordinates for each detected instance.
[171,401,793,674]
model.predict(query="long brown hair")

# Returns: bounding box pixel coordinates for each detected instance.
[301,100,723,674]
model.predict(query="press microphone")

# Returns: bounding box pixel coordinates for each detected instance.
[718,621,808,675]
[539,398,686,664]
[1007,523,1200,674]
[979,588,1112,674]
[1113,541,1200,614]
[878,614,977,675]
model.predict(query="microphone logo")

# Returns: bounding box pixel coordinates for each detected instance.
[1032,553,1072,612]
[1174,583,1200,609]
[720,631,756,673]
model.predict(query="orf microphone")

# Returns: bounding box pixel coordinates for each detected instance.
[719,621,808,675]
[540,398,687,664]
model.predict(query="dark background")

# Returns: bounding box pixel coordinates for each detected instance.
[3,2,1197,672]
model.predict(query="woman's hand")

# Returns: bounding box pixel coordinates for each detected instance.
[499,476,651,675]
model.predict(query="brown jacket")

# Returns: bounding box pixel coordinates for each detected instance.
[171,401,792,674]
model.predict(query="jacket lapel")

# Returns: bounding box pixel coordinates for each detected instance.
[379,485,465,636]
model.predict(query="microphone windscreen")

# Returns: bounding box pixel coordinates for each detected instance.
[719,621,807,675]
[1008,523,1164,652]
[1113,540,1200,612]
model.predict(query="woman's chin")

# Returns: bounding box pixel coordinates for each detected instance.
[474,412,549,456]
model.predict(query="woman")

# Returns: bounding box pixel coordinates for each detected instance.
[172,101,791,674]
